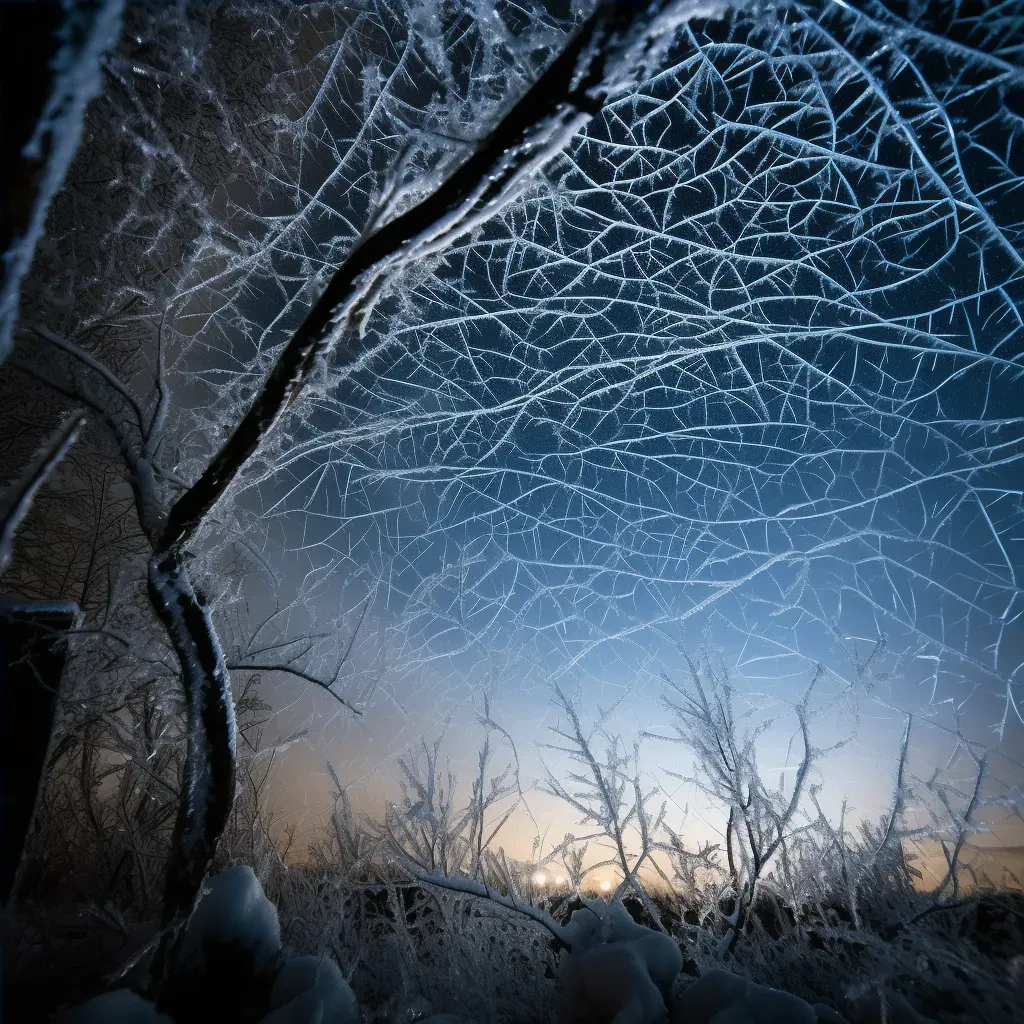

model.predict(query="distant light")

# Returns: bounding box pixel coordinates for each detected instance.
[555,875,566,886]
[599,879,611,892]
[533,872,547,886]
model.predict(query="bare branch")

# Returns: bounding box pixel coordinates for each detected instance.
[224,663,363,716]
[1,412,85,578]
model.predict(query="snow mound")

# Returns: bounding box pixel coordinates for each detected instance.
[177,865,281,975]
[812,1005,848,1024]
[846,991,936,1024]
[57,989,172,1024]
[260,954,360,1024]
[560,898,683,1024]
[271,955,350,1007]
[371,993,435,1024]
[671,969,848,1024]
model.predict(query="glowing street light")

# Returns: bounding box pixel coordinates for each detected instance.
[533,872,547,886]
[599,879,611,892]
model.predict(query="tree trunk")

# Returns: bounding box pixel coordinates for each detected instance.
[147,552,236,969]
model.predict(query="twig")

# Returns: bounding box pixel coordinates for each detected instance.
[0,412,85,577]
[225,663,363,716]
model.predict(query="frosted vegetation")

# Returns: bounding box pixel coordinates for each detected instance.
[1,0,1023,1022]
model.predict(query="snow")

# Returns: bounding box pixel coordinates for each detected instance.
[176,865,281,975]
[56,989,172,1024]
[260,954,360,1024]
[559,898,683,1024]
[258,982,360,1024]
[271,954,350,1006]
[670,970,845,1024]
[562,940,668,1024]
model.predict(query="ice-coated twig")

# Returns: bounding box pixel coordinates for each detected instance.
[0,413,85,578]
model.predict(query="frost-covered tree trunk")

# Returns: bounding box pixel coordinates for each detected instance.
[146,552,236,937]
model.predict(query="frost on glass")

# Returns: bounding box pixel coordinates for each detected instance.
[9,1,1023,766]
[227,0,1024,735]
[4,1,1024,1013]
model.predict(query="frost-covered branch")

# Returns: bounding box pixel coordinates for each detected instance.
[224,664,363,716]
[368,714,578,942]
[0,0,124,361]
[542,684,668,930]
[0,413,85,578]
[159,0,689,552]
[652,654,821,954]
[397,861,571,949]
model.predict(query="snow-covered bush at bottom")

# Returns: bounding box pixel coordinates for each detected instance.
[174,867,360,1023]
[162,865,285,1021]
[59,867,361,1024]
[554,898,863,1024]
[262,954,360,1024]
[559,897,683,1024]
[58,989,173,1024]
[671,969,849,1024]
[175,865,282,976]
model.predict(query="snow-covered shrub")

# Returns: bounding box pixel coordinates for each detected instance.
[175,865,281,975]
[57,989,172,1024]
[649,655,823,955]
[559,897,683,1024]
[542,687,675,930]
[671,969,834,1024]
[260,954,361,1024]
[375,709,522,885]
